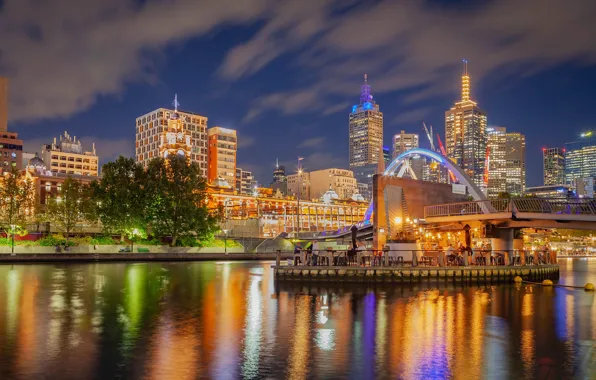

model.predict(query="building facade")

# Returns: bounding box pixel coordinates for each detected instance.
[0,76,8,132]
[445,61,487,188]
[487,127,526,197]
[565,134,596,193]
[287,172,310,200]
[235,167,255,195]
[392,130,419,158]
[349,75,383,168]
[207,126,237,188]
[525,185,574,199]
[272,159,287,184]
[0,131,23,174]
[41,132,98,176]
[135,98,208,176]
[543,147,565,185]
[309,168,358,200]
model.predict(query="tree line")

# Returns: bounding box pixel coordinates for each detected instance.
[0,155,220,247]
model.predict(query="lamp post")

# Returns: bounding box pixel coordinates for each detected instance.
[223,229,228,255]
[131,228,139,253]
[297,157,304,237]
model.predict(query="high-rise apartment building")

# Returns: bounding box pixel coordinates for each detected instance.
[0,76,8,132]
[445,61,487,187]
[309,168,358,200]
[41,131,98,176]
[287,172,310,199]
[543,147,565,185]
[349,75,383,168]
[392,130,419,158]
[135,96,208,176]
[235,167,255,195]
[208,126,237,188]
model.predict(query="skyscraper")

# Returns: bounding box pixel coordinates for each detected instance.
[135,96,208,176]
[0,76,7,132]
[543,147,565,185]
[392,130,419,158]
[565,132,596,194]
[208,126,237,188]
[445,61,487,187]
[272,159,287,183]
[488,127,526,197]
[349,75,383,168]
[505,131,526,196]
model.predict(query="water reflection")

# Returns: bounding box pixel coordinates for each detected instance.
[0,260,594,379]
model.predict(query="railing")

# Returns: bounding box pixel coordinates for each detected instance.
[512,198,596,215]
[278,249,556,268]
[424,199,511,218]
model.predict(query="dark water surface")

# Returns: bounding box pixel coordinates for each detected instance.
[0,259,594,380]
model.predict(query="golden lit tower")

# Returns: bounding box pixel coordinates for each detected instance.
[445,60,487,188]
[158,94,192,160]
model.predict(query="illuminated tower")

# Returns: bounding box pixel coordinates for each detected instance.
[445,61,487,188]
[159,95,192,160]
[136,95,208,176]
[543,147,565,185]
[207,126,237,188]
[349,75,383,168]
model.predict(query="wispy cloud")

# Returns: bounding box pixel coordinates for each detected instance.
[298,136,325,149]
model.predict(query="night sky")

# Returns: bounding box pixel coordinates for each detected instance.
[3,0,596,187]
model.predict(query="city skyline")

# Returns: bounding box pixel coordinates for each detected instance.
[2,0,596,187]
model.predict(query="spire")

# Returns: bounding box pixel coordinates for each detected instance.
[360,74,372,104]
[461,60,470,102]
[276,158,279,169]
[173,93,180,113]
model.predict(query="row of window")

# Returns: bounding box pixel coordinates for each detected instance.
[50,155,96,164]
[0,144,23,150]
[138,112,207,126]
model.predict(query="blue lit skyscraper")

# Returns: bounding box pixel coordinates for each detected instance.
[349,75,383,168]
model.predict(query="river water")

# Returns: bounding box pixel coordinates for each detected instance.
[0,259,594,380]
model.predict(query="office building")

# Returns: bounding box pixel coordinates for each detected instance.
[208,126,237,188]
[309,168,358,200]
[0,131,23,173]
[0,76,8,132]
[383,147,391,164]
[565,133,596,194]
[487,127,526,197]
[349,75,383,168]
[525,185,574,199]
[543,147,565,185]
[235,167,256,195]
[392,130,419,158]
[135,96,208,176]
[41,131,98,176]
[272,159,287,183]
[287,172,310,199]
[445,61,487,187]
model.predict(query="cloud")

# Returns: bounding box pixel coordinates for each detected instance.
[238,135,256,148]
[1,0,272,123]
[391,106,433,126]
[301,152,346,171]
[224,0,596,116]
[297,136,325,149]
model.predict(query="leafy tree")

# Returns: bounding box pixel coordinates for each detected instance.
[0,168,37,250]
[497,192,511,199]
[45,177,95,245]
[144,155,218,246]
[93,156,147,242]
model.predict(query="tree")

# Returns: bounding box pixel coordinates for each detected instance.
[45,177,95,245]
[0,168,37,251]
[145,155,218,246]
[93,156,147,242]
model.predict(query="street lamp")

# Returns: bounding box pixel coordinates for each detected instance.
[131,228,139,253]
[223,229,228,255]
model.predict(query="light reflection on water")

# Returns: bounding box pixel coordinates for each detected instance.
[0,259,594,379]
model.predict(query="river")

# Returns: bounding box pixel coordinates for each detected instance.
[0,258,594,379]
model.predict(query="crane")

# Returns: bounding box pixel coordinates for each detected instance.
[436,134,458,183]
[422,122,436,152]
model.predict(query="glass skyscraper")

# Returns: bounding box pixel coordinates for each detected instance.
[445,61,487,188]
[565,133,596,196]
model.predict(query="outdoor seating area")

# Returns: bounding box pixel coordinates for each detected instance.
[289,247,556,268]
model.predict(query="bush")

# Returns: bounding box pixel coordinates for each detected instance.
[138,238,162,246]
[90,236,117,245]
[37,234,74,247]
[72,236,93,246]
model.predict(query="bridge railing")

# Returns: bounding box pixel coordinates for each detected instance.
[424,199,511,218]
[512,198,596,215]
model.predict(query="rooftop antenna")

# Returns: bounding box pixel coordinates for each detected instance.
[276,158,279,169]
[173,93,180,113]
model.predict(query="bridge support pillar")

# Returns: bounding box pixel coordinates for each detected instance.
[491,228,514,253]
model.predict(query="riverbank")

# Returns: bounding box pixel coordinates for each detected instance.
[0,251,294,263]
